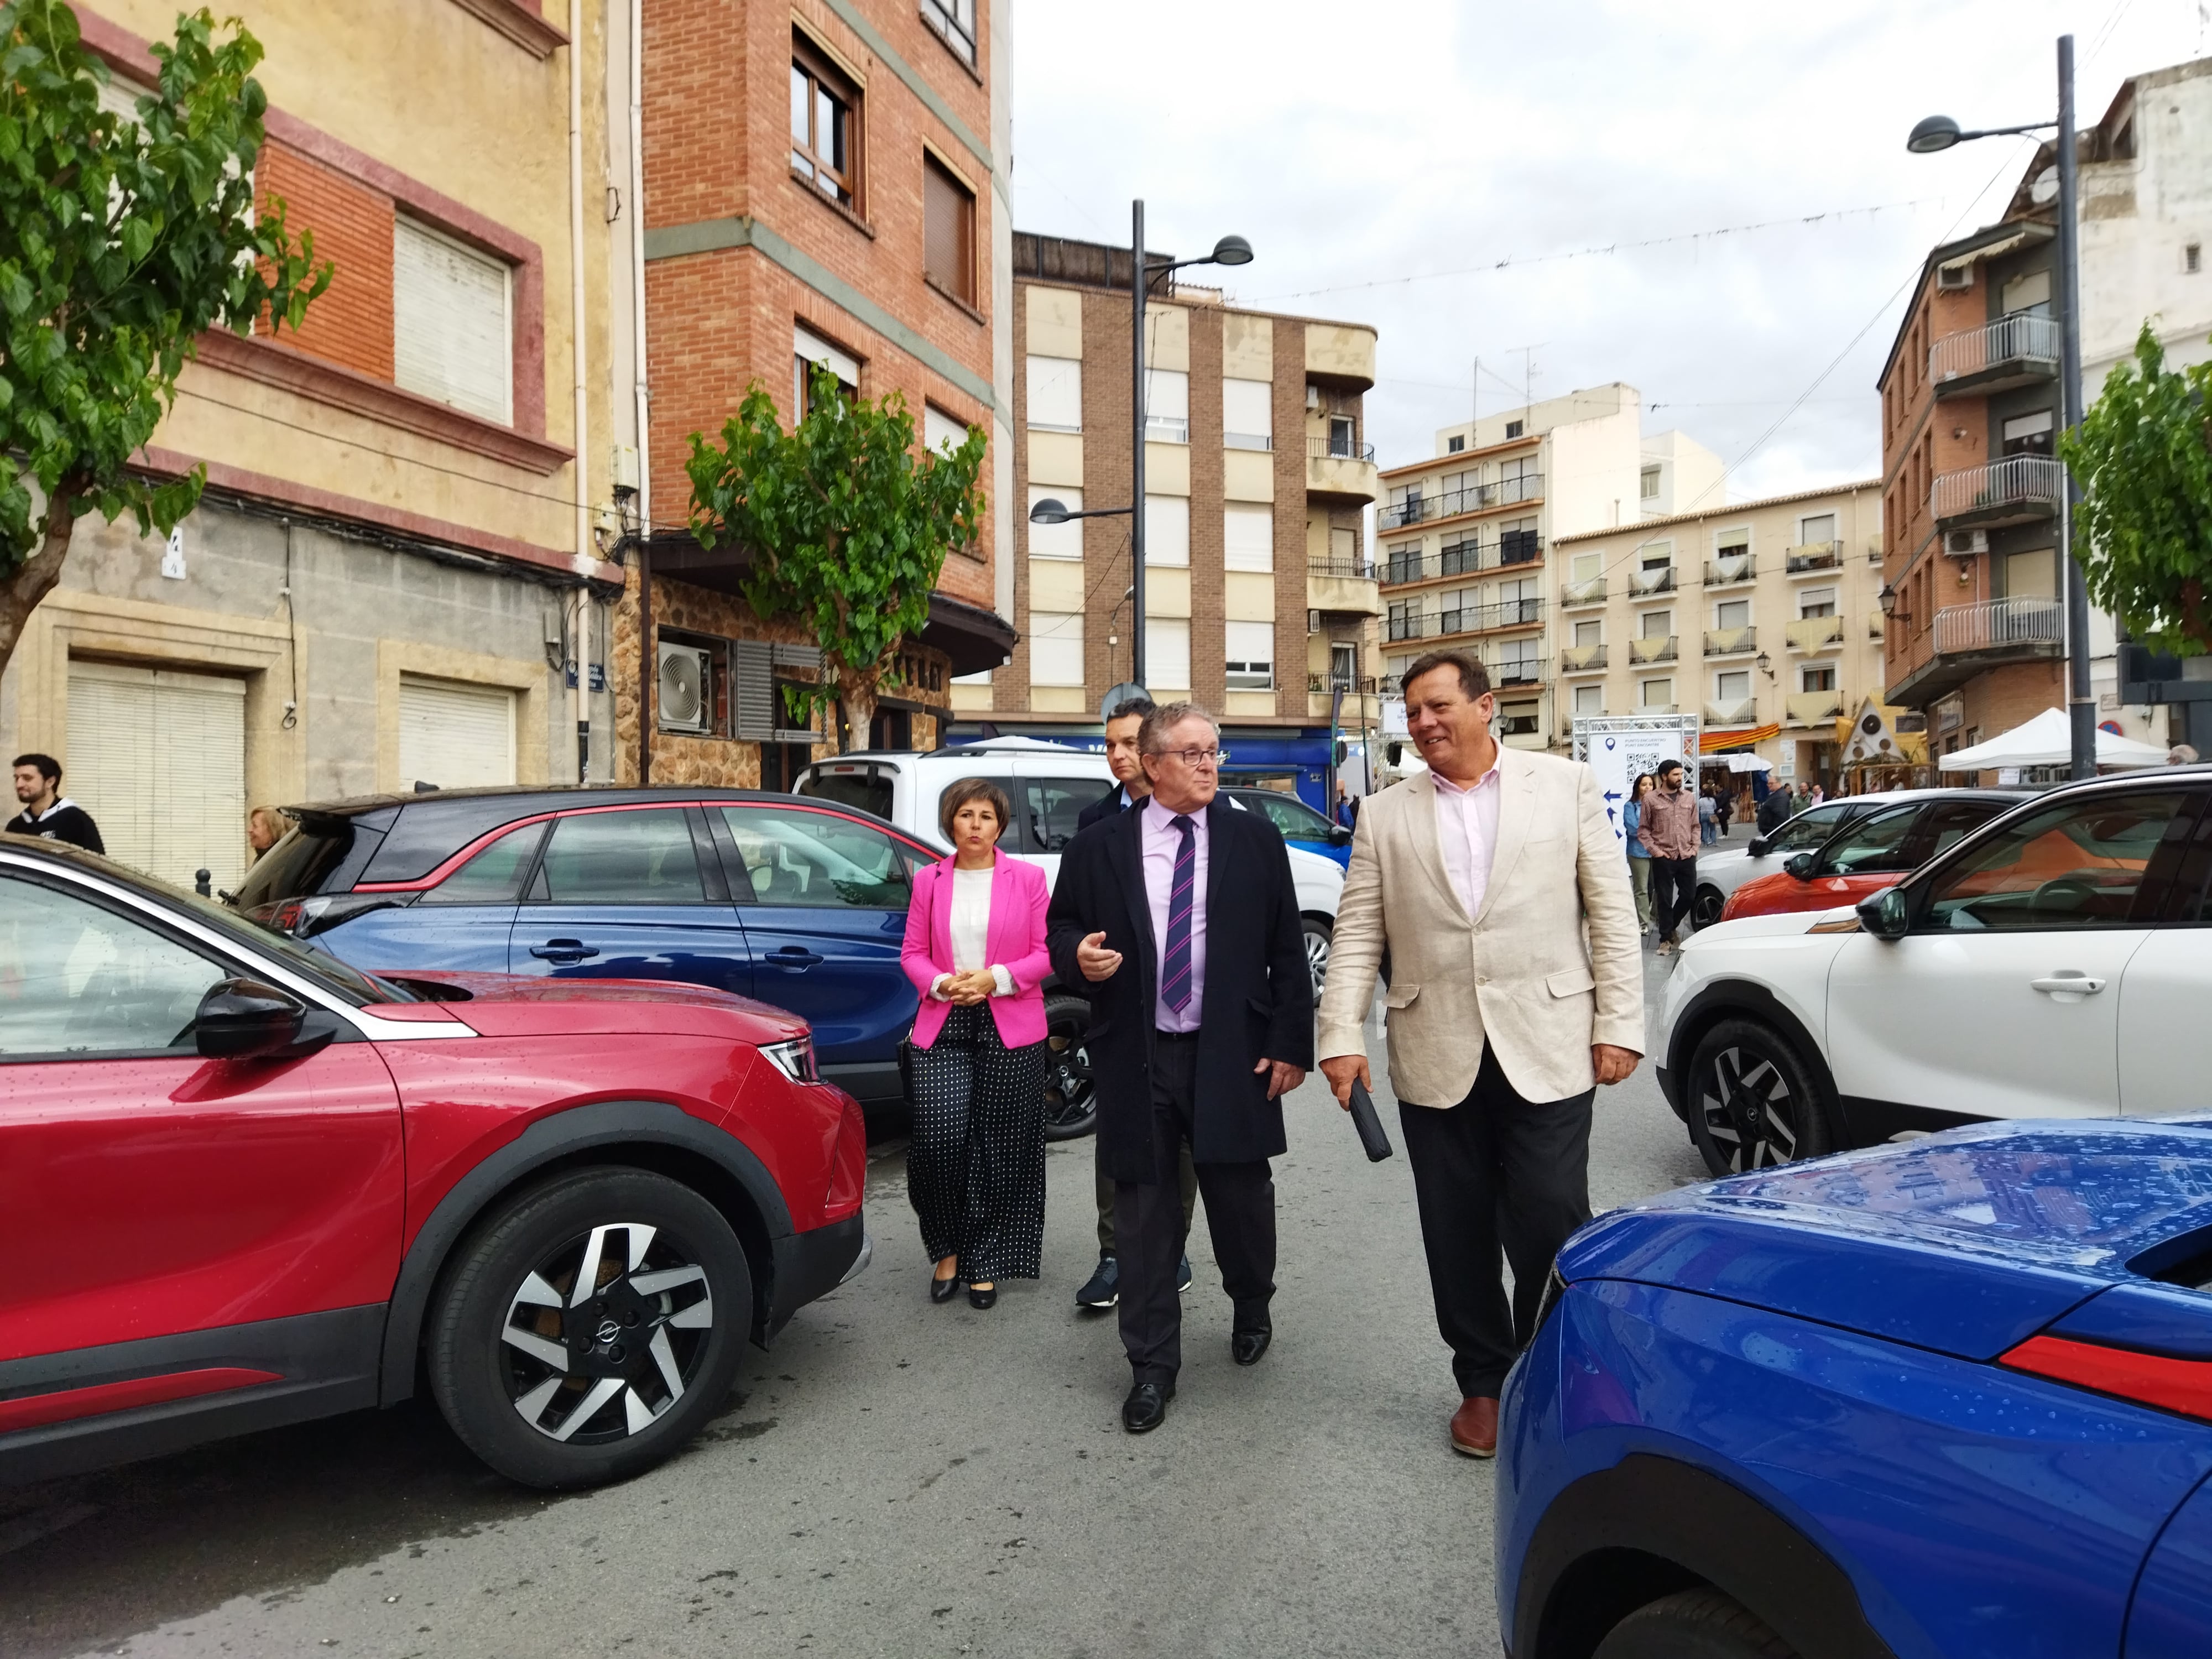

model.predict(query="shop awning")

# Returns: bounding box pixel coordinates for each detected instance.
[1699,722,1779,754]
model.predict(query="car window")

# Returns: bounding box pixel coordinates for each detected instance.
[1771,803,1851,853]
[796,768,893,821]
[1246,791,1333,839]
[533,810,704,904]
[1923,792,2191,931]
[0,875,225,1057]
[1920,799,2007,860]
[1819,804,1923,875]
[1020,777,1102,854]
[718,807,908,909]
[419,821,546,906]
[230,819,349,909]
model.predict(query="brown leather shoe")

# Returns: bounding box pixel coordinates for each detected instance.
[1450,1396,1499,1458]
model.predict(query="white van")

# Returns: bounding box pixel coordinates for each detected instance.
[793,735,1342,998]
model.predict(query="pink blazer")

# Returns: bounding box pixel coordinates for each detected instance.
[901,852,1053,1050]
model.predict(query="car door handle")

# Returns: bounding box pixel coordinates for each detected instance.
[766,947,825,971]
[530,940,600,963]
[2031,973,2106,995]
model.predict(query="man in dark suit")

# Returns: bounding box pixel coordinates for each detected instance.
[1048,702,1313,1434]
[1076,695,1154,832]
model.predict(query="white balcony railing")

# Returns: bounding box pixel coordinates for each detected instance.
[1705,554,1755,586]
[1933,596,2065,655]
[1559,644,1607,673]
[1628,635,1678,665]
[1629,565,1677,596]
[1704,626,1757,656]
[1932,455,2065,523]
[1786,690,1844,726]
[1560,577,1606,606]
[1786,615,1845,651]
[1704,698,1759,727]
[1929,312,2060,384]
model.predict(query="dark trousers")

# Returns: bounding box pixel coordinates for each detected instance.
[1650,854,1698,941]
[907,1005,1047,1282]
[1115,1033,1276,1386]
[1095,1142,1197,1254]
[1400,1047,1594,1399]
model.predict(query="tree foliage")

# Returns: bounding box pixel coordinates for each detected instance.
[686,368,987,747]
[2059,322,2212,654]
[0,1,329,672]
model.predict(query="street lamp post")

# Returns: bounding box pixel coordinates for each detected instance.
[1907,34,2095,781]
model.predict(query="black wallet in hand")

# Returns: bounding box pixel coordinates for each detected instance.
[1348,1077,1394,1163]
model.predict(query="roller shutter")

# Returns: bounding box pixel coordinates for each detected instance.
[398,675,517,791]
[65,661,247,894]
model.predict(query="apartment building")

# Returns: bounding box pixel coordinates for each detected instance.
[954,231,1380,808]
[1375,386,1705,749]
[618,0,1014,786]
[1878,55,2212,760]
[1552,482,1887,785]
[0,1,623,897]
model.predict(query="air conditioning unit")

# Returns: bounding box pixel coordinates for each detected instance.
[657,641,713,733]
[1936,263,1974,291]
[1944,529,1988,557]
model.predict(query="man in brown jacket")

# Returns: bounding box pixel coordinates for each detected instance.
[1637,757,1702,954]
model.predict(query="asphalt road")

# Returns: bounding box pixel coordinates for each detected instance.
[1,952,1706,1659]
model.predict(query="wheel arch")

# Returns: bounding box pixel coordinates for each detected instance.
[1514,1453,1897,1659]
[379,1100,793,1405]
[1661,979,1839,1135]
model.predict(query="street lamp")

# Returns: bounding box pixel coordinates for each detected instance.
[1877,583,1898,618]
[1907,35,2094,781]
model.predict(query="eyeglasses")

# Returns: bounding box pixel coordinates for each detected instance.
[1153,747,1221,768]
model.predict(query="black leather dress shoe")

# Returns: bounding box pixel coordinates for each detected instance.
[968,1285,997,1310]
[1231,1325,1272,1367]
[1121,1380,1173,1433]
[930,1271,959,1304]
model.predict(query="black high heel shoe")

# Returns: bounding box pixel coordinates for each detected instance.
[930,1269,959,1303]
[967,1285,997,1310]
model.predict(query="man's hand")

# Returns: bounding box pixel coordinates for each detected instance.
[1593,1043,1640,1086]
[1254,1056,1306,1100]
[1319,1053,1371,1111]
[1076,931,1122,982]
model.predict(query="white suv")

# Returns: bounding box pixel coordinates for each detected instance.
[792,736,1344,997]
[1656,770,2212,1175]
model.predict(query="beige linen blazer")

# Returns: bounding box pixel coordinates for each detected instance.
[1314,746,1644,1108]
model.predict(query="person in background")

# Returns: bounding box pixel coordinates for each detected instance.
[1809,781,1825,808]
[1756,774,1792,836]
[2170,744,2200,765]
[247,807,284,861]
[1073,695,1196,1311]
[7,754,103,853]
[1714,786,1733,839]
[1697,786,1717,847]
[900,780,1054,1311]
[1638,758,1701,956]
[1335,780,1359,830]
[1622,772,1656,935]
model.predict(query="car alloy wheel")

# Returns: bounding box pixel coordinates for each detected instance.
[1693,884,1725,928]
[1303,918,1333,1001]
[1687,1017,1834,1178]
[501,1221,714,1444]
[1041,992,1096,1141]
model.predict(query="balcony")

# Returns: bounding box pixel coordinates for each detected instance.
[1867,609,1886,640]
[1930,312,2060,399]
[1628,635,1678,665]
[1637,702,1679,716]
[1380,536,1544,587]
[1378,473,1544,530]
[1704,554,1755,587]
[1703,626,1758,656]
[1786,614,1845,651]
[1491,656,1545,688]
[1559,644,1608,673]
[1559,576,1606,607]
[1889,595,2067,705]
[1786,690,1844,726]
[1307,555,1381,618]
[1627,565,1677,597]
[1306,435,1380,504]
[1704,697,1759,727]
[1386,598,1547,642]
[1932,455,2065,531]
[1785,541,1843,575]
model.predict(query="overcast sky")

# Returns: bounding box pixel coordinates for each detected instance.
[1008,0,2211,505]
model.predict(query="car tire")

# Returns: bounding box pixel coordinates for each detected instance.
[1303,917,1333,1003]
[1040,993,1097,1142]
[428,1167,752,1490]
[1693,884,1726,928]
[1594,1588,1799,1658]
[1686,1017,1835,1177]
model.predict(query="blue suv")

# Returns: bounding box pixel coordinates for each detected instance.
[1499,1119,2212,1659]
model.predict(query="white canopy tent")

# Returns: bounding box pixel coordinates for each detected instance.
[1936,707,2169,772]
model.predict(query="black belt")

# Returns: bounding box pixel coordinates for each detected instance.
[1154,1028,1201,1044]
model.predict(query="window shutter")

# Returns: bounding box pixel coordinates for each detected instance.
[66,662,247,895]
[1221,378,1272,445]
[1146,619,1191,691]
[1025,356,1082,430]
[1028,612,1085,686]
[1027,485,1083,559]
[398,675,517,790]
[925,404,968,453]
[924,156,972,303]
[394,218,512,424]
[1144,495,1189,566]
[1223,505,1274,572]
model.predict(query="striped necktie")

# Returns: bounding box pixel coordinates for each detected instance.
[1160,814,1197,1014]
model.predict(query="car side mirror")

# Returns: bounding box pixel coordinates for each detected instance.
[194,977,307,1060]
[1329,826,1352,845]
[1858,887,1911,941]
[1785,853,1817,882]
[1746,837,1767,857]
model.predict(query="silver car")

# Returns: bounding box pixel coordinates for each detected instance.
[1691,793,1908,927]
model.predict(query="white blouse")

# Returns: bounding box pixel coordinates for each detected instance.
[931,866,1016,1000]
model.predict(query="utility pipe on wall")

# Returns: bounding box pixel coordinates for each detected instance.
[568,0,592,782]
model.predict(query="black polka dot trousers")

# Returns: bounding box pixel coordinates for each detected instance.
[908,1003,1047,1284]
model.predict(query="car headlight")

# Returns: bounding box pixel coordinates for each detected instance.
[761,1037,820,1085]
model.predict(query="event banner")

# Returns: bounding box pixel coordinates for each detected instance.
[1571,714,1702,847]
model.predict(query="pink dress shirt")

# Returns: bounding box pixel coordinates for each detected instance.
[1140,798,1209,1033]
[1432,758,1504,921]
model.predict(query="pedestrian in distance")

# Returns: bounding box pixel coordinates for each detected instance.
[247,806,284,861]
[900,780,1053,1311]
[1639,758,1700,955]
[1809,781,1826,808]
[1622,771,1656,935]
[1714,786,1733,839]
[1046,702,1313,1434]
[1697,786,1717,847]
[7,754,103,853]
[1072,693,1197,1312]
[1335,780,1360,830]
[1315,650,1641,1459]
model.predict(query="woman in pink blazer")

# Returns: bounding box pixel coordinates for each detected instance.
[900,778,1053,1310]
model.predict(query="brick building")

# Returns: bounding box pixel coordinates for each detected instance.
[955,231,1381,808]
[0,1,624,896]
[613,0,1015,787]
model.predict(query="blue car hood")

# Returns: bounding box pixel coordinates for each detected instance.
[1561,1120,2212,1360]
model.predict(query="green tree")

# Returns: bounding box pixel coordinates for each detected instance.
[2059,322,2212,654]
[686,368,986,749]
[0,1,328,677]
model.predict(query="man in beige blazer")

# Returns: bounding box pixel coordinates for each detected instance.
[1317,650,1642,1458]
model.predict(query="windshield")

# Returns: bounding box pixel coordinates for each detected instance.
[797,769,893,821]
[1770,802,1851,853]
[1818,804,1922,875]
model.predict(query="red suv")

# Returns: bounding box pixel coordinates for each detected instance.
[0,836,868,1490]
